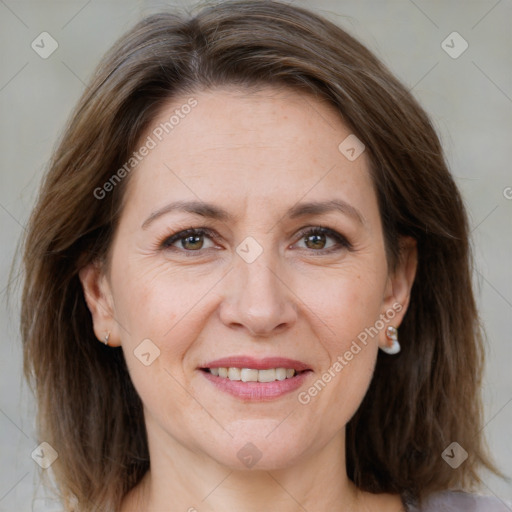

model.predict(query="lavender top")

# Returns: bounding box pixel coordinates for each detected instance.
[404,490,512,511]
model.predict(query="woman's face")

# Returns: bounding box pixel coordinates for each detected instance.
[82,86,415,471]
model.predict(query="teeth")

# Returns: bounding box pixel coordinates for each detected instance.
[228,367,241,381]
[257,369,275,383]
[275,368,287,381]
[241,368,259,382]
[208,367,298,381]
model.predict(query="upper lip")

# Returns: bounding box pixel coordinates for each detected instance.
[201,356,311,372]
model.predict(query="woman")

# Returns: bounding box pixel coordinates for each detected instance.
[20,1,509,511]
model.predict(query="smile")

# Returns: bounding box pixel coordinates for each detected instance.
[204,367,299,382]
[199,356,312,401]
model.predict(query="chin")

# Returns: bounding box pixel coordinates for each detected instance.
[202,425,311,471]
[215,447,305,472]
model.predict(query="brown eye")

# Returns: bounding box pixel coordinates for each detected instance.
[304,232,327,250]
[295,227,352,253]
[181,234,204,250]
[160,228,217,252]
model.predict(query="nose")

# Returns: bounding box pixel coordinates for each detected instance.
[218,252,298,337]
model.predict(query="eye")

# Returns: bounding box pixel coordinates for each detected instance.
[160,228,218,252]
[294,226,352,253]
[158,226,352,256]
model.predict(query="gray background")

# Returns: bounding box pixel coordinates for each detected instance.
[1,0,511,510]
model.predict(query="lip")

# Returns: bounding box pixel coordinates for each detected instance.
[198,356,312,402]
[201,356,311,372]
[200,368,311,401]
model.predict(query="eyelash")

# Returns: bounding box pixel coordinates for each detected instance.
[158,226,352,256]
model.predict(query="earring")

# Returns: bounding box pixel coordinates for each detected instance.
[380,325,401,355]
[103,332,110,346]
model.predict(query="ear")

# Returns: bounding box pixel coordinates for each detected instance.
[79,261,121,347]
[379,236,418,349]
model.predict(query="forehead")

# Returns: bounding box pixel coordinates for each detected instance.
[122,86,377,224]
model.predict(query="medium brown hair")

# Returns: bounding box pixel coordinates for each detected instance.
[20,0,506,510]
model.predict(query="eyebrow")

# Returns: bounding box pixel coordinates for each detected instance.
[141,198,365,229]
[287,199,365,225]
[142,200,233,229]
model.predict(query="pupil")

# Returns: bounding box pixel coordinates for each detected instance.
[306,233,325,249]
[183,235,203,250]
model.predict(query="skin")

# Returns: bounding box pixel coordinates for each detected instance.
[80,86,417,512]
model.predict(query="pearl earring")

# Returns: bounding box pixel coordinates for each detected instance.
[380,325,401,355]
[103,332,110,346]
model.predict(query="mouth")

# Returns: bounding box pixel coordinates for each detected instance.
[198,356,312,401]
[200,367,309,382]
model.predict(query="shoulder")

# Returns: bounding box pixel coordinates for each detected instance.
[410,490,512,511]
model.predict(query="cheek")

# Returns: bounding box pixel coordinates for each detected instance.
[296,259,385,411]
[298,276,381,431]
[300,261,387,347]
[111,250,216,340]
[110,259,223,411]
[115,275,210,425]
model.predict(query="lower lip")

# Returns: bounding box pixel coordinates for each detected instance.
[200,370,312,401]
